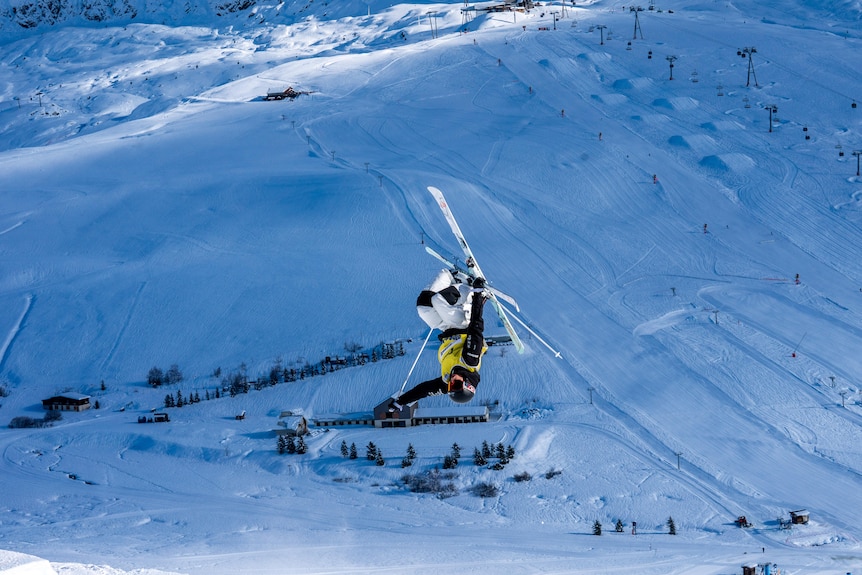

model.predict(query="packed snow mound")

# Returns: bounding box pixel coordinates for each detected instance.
[701,120,745,132]
[612,77,653,91]
[668,135,692,149]
[699,153,756,172]
[668,133,718,152]
[592,93,627,106]
[652,97,700,111]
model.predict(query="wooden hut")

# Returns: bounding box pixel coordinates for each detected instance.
[790,509,810,524]
[41,393,91,412]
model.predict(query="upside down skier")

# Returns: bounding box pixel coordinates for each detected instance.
[388,269,489,411]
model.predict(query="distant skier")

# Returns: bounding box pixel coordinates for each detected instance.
[388,270,488,410]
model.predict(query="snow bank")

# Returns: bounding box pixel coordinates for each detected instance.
[0,551,53,575]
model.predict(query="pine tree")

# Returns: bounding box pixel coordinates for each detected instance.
[401,457,413,468]
[495,443,506,459]
[100,380,106,391]
[147,367,164,387]
[175,389,184,407]
[277,435,287,454]
[473,447,487,466]
[451,442,461,460]
[406,443,417,462]
[482,440,492,459]
[615,519,624,533]
[349,443,358,459]
[375,451,385,466]
[506,445,516,460]
[667,516,677,535]
[205,389,211,401]
[442,454,458,469]
[286,436,296,454]
[593,520,603,536]
[166,364,183,384]
[296,436,307,455]
[340,440,349,458]
[164,394,175,408]
[366,442,377,460]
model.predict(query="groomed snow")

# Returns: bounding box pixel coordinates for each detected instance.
[1,0,862,573]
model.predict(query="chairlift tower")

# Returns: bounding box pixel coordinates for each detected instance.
[738,47,759,87]
[631,6,644,39]
[852,150,862,177]
[427,10,439,39]
[461,5,475,28]
[765,104,778,132]
[596,24,607,45]
[666,55,677,80]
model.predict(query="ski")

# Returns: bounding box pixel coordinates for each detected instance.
[424,245,521,312]
[427,186,525,354]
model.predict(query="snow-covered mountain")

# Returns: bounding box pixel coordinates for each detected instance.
[0,0,422,35]
[1,0,862,573]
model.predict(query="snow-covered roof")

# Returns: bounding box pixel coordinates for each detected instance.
[45,393,91,401]
[414,406,489,418]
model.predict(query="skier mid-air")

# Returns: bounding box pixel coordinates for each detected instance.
[388,269,489,411]
[386,185,531,411]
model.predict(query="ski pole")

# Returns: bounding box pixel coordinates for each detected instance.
[498,302,563,358]
[399,327,435,394]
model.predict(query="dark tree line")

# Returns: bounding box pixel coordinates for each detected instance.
[8,410,62,429]
[147,364,183,387]
[276,434,307,455]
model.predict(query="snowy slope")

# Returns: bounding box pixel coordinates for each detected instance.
[1,0,862,573]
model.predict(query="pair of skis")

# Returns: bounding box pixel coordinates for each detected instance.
[397,185,563,397]
[426,186,526,354]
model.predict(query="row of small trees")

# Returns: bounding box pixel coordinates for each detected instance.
[276,434,308,454]
[224,342,406,393]
[593,517,677,535]
[164,389,204,408]
[333,440,518,471]
[151,340,408,408]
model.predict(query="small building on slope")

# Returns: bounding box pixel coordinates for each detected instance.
[41,393,91,412]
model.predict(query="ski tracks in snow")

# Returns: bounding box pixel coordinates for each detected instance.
[0,293,33,373]
[99,281,146,376]
[0,220,25,236]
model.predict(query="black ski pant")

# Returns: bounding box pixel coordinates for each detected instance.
[398,292,485,405]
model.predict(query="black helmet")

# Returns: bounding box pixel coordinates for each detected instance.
[449,384,475,404]
[448,367,477,404]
